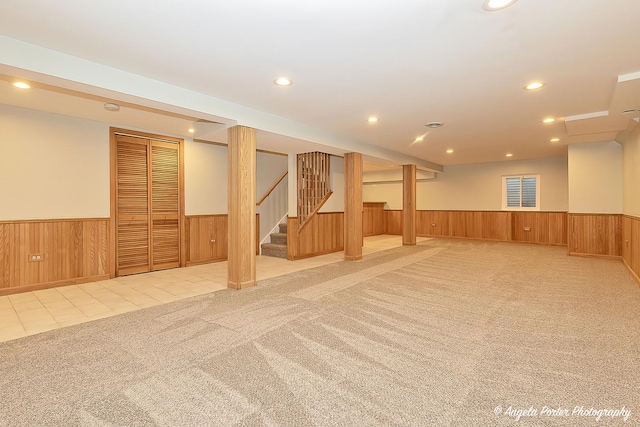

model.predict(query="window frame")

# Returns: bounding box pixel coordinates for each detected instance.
[501,174,540,211]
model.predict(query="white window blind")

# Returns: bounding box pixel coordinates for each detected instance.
[502,175,540,211]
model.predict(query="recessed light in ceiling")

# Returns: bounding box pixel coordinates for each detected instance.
[12,81,30,89]
[506,153,513,157]
[188,128,195,133]
[104,103,120,112]
[415,137,424,142]
[425,121,444,128]
[446,149,454,154]
[273,77,293,86]
[550,137,560,142]
[482,0,517,11]
[542,118,555,123]
[524,82,544,90]
[367,117,379,123]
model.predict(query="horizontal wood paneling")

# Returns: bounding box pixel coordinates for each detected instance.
[184,214,260,266]
[363,202,385,237]
[287,213,344,260]
[0,218,110,295]
[568,214,622,257]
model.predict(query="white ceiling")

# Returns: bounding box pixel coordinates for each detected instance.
[1,0,640,169]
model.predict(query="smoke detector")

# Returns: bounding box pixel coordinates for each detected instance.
[104,103,120,112]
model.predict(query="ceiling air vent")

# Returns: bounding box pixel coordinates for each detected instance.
[425,122,444,128]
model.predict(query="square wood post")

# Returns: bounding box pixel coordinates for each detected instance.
[344,152,363,260]
[228,125,256,289]
[403,164,416,246]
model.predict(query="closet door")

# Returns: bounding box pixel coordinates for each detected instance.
[150,141,180,270]
[115,135,150,276]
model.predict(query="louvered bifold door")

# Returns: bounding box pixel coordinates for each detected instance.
[116,135,150,276]
[150,141,180,270]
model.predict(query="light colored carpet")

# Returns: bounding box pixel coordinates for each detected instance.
[1,239,638,426]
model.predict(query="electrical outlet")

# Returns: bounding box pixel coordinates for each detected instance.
[29,253,44,262]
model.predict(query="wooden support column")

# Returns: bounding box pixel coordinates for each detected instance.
[344,153,363,261]
[227,126,256,289]
[403,164,416,246]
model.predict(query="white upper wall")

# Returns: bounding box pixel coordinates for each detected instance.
[256,151,288,202]
[364,157,568,211]
[184,140,228,215]
[0,103,235,219]
[617,122,640,217]
[568,141,623,214]
[0,104,110,220]
[175,141,289,216]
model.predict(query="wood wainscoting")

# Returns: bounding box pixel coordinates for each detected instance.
[567,214,622,258]
[0,218,110,295]
[363,202,385,237]
[622,215,640,286]
[511,212,567,245]
[416,211,512,241]
[287,213,344,260]
[363,209,568,245]
[184,214,260,266]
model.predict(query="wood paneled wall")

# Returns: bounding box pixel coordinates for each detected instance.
[364,210,569,245]
[384,210,403,236]
[568,214,622,258]
[0,219,110,295]
[363,202,385,237]
[416,211,512,241]
[184,214,260,266]
[287,213,344,260]
[622,215,640,285]
[512,212,567,245]
[184,215,229,266]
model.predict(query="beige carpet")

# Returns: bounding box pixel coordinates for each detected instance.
[0,239,638,426]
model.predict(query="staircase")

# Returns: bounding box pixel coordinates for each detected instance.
[261,222,288,259]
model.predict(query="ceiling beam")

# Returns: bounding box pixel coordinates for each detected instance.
[0,35,443,173]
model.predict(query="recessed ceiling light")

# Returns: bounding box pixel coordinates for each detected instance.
[12,81,30,89]
[188,128,195,133]
[446,149,454,154]
[367,117,379,123]
[506,153,513,157]
[425,121,444,128]
[550,138,560,142]
[542,118,555,123]
[103,103,120,112]
[524,82,544,90]
[415,137,424,142]
[273,77,293,86]
[482,0,517,11]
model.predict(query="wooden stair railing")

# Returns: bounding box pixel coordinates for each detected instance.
[297,152,332,231]
[298,190,333,233]
[256,170,288,207]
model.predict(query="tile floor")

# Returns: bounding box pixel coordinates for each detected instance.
[0,235,429,343]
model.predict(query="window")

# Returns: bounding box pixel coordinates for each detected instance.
[502,175,540,210]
